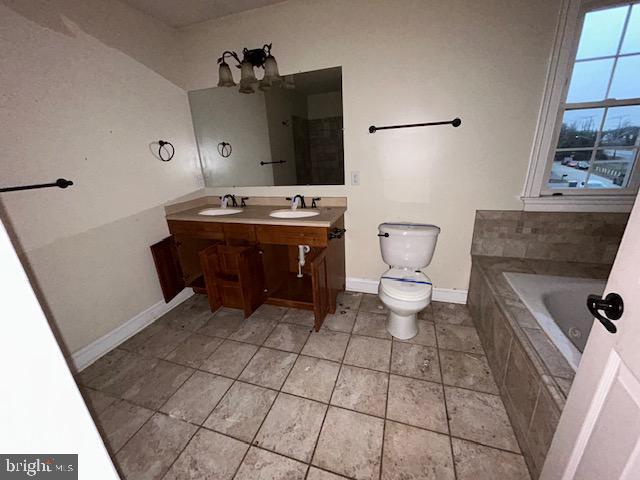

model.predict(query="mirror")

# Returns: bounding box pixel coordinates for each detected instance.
[188,66,344,187]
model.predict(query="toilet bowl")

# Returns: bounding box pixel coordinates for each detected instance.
[377,223,440,340]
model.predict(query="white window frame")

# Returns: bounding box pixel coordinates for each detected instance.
[523,0,639,212]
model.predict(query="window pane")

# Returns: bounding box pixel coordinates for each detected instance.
[621,5,640,54]
[608,54,640,99]
[576,6,629,59]
[557,108,605,148]
[547,151,593,189]
[566,59,614,103]
[600,105,640,146]
[588,149,638,188]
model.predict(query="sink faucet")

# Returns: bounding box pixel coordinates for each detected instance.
[287,195,306,209]
[220,194,237,208]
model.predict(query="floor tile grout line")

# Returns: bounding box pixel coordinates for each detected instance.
[379,327,394,480]
[434,317,459,480]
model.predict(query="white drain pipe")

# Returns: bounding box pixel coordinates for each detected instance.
[297,245,311,278]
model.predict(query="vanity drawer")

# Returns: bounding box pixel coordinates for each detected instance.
[168,220,224,240]
[223,223,256,245]
[256,225,328,247]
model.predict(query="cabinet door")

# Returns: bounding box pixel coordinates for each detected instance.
[150,236,185,303]
[237,247,266,318]
[310,248,330,331]
[199,244,223,313]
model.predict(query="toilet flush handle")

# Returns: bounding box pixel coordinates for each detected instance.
[378,233,389,237]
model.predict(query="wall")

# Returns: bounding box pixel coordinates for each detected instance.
[189,87,275,186]
[179,0,562,290]
[0,0,203,355]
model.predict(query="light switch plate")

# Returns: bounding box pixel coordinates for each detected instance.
[350,171,360,185]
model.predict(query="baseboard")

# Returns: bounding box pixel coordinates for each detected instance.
[70,289,194,372]
[346,277,468,304]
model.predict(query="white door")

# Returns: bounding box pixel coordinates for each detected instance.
[542,196,640,480]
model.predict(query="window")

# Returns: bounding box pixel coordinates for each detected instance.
[524,1,640,210]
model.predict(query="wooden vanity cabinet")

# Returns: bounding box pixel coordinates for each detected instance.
[151,217,346,330]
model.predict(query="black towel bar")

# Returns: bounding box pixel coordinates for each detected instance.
[369,117,461,133]
[0,178,74,193]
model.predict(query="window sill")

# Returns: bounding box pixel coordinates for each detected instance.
[521,195,635,212]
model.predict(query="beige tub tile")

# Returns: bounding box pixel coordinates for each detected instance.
[115,413,197,480]
[200,340,258,378]
[302,330,350,362]
[163,428,247,480]
[239,347,297,390]
[452,438,531,480]
[445,386,520,452]
[264,323,311,353]
[390,342,441,382]
[440,350,498,394]
[255,393,327,462]
[387,375,448,434]
[204,381,277,442]
[344,336,391,372]
[164,333,223,368]
[234,447,307,480]
[331,365,388,417]
[503,341,541,438]
[312,406,384,480]
[382,420,454,480]
[160,371,232,424]
[282,355,340,403]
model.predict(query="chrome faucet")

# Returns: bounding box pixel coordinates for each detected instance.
[287,195,306,209]
[220,194,237,208]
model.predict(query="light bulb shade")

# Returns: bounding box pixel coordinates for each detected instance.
[258,78,272,91]
[217,62,236,87]
[240,61,257,84]
[239,82,255,94]
[263,55,280,81]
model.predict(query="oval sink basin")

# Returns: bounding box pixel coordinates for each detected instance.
[269,209,320,218]
[198,208,243,216]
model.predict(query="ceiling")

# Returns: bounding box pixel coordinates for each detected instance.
[121,0,289,28]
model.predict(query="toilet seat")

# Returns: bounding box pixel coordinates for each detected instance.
[380,269,432,302]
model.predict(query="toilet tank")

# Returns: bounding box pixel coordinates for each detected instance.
[378,223,440,269]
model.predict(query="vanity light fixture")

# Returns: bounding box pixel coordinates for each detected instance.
[217,43,282,94]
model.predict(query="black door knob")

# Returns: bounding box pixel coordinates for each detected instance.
[587,292,624,334]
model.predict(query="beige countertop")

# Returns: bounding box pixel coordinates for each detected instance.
[166,204,346,228]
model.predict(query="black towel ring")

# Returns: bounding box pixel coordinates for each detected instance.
[217,141,232,158]
[158,140,175,161]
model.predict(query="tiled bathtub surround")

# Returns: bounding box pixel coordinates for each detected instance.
[471,210,628,264]
[468,255,611,479]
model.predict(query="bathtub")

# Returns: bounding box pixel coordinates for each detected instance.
[503,272,606,371]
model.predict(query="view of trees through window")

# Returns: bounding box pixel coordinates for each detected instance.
[548,2,640,191]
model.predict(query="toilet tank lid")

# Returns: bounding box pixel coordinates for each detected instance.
[378,223,441,237]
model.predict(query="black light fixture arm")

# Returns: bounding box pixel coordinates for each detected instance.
[369,117,462,133]
[1,178,74,193]
[218,50,242,66]
[260,160,286,166]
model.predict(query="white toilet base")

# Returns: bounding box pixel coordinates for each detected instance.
[386,311,418,340]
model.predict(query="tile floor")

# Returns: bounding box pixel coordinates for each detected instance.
[77,292,531,480]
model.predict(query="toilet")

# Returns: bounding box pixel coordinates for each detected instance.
[377,222,441,340]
